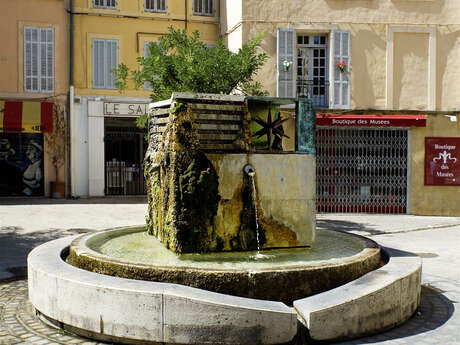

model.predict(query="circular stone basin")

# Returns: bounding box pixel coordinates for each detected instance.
[67,227,381,305]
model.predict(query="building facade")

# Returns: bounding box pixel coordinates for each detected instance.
[0,0,69,197]
[71,0,219,197]
[221,0,460,215]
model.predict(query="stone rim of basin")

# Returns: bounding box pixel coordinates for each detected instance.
[65,226,382,305]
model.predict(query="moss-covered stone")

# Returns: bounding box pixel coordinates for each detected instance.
[145,103,222,253]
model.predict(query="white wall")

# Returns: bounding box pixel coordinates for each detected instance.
[71,97,89,197]
[88,101,105,196]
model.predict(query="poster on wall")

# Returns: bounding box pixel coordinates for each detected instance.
[0,133,44,196]
[425,137,460,186]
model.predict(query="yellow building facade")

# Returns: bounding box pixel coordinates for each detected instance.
[221,0,460,215]
[0,0,69,197]
[71,0,219,197]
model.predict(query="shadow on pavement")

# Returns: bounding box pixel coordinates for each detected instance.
[381,246,419,258]
[322,285,456,345]
[316,219,387,236]
[0,228,93,281]
[0,196,147,206]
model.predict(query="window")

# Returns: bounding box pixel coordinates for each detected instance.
[145,0,166,12]
[92,39,118,89]
[193,0,214,16]
[24,27,54,93]
[94,0,117,9]
[296,34,329,108]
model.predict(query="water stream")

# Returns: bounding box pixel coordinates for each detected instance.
[248,170,270,259]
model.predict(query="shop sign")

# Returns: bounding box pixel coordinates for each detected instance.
[425,137,460,186]
[103,102,148,117]
[316,114,426,127]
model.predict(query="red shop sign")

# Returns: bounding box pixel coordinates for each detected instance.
[425,137,460,186]
[316,114,426,127]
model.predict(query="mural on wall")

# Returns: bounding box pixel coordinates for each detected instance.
[0,133,44,196]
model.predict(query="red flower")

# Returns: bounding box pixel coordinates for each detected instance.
[336,61,347,72]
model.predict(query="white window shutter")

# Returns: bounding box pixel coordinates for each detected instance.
[277,28,295,98]
[24,27,54,93]
[331,30,350,109]
[24,27,40,92]
[42,28,54,92]
[92,39,104,88]
[92,39,118,89]
[24,27,35,92]
[106,40,118,89]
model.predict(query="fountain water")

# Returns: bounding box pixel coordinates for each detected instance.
[244,164,268,259]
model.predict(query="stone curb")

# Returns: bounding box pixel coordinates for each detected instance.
[294,247,422,342]
[28,236,298,345]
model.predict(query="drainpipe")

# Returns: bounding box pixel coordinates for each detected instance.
[67,0,74,197]
[184,0,188,32]
[69,0,74,86]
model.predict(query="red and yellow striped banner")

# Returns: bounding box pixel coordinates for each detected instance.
[0,101,53,133]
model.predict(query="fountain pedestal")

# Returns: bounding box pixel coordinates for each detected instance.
[147,93,316,253]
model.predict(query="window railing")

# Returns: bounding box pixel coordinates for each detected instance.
[145,0,166,12]
[297,79,329,109]
[193,0,214,16]
[94,0,117,9]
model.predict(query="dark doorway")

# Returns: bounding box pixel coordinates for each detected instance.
[104,118,146,195]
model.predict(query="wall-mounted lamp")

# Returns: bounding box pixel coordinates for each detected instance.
[283,60,292,72]
[444,115,457,122]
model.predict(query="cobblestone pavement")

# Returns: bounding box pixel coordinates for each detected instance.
[0,279,102,345]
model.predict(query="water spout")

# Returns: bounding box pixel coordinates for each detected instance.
[244,164,255,177]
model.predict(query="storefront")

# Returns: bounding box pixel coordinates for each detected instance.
[0,101,53,197]
[71,97,149,197]
[316,113,427,214]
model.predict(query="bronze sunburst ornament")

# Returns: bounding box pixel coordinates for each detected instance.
[252,104,289,150]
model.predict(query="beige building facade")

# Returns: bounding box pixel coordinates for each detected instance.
[70,0,220,197]
[221,0,460,215]
[0,0,69,197]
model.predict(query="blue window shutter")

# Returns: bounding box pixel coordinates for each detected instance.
[92,39,118,89]
[331,30,350,109]
[106,40,118,89]
[277,28,295,98]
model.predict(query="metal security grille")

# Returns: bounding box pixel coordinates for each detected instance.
[316,128,408,213]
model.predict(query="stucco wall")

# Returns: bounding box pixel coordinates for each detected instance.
[241,0,459,26]
[73,0,219,98]
[410,115,460,216]
[208,153,316,248]
[0,0,69,97]
[0,0,69,197]
[393,33,429,110]
[224,0,460,111]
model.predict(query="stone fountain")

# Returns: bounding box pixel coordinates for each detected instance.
[28,93,422,345]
